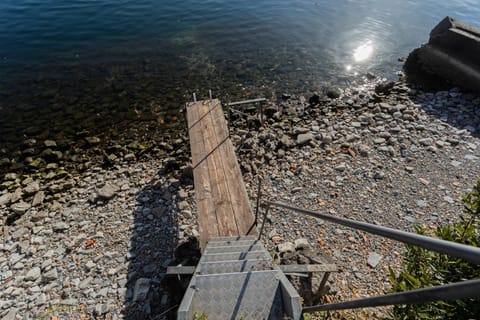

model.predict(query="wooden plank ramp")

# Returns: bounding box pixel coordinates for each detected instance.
[186,99,257,249]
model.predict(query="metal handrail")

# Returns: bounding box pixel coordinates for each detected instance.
[265,201,480,264]
[261,201,480,314]
[302,279,480,313]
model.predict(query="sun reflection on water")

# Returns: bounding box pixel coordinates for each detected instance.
[353,40,374,62]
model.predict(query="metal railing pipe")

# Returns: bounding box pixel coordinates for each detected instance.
[302,279,480,313]
[265,201,480,264]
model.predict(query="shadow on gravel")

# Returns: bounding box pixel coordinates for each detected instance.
[123,163,200,320]
[408,86,480,139]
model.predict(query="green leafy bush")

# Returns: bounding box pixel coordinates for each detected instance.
[388,179,480,319]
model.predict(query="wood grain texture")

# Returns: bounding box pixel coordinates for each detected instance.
[186,99,257,249]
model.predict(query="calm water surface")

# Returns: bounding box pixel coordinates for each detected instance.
[0,0,479,154]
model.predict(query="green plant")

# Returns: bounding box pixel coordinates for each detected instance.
[388,179,480,319]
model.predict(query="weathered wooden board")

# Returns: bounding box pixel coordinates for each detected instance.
[186,99,257,249]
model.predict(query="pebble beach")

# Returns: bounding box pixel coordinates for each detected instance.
[1,78,479,319]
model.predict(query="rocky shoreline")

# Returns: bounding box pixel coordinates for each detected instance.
[1,78,479,319]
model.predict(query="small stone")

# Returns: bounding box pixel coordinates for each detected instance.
[0,193,11,206]
[326,87,341,99]
[450,160,462,167]
[367,252,383,268]
[85,136,101,144]
[443,196,454,204]
[32,191,45,207]
[25,267,41,281]
[44,140,57,148]
[133,278,151,302]
[10,201,31,214]
[277,242,295,253]
[1,309,17,320]
[31,210,48,222]
[405,166,414,173]
[416,200,427,208]
[10,188,23,203]
[297,132,314,146]
[85,261,96,271]
[177,201,189,210]
[79,277,93,289]
[36,293,47,306]
[178,190,189,200]
[53,222,69,232]
[419,178,430,186]
[335,163,346,172]
[42,268,58,282]
[95,304,109,315]
[294,238,310,250]
[124,153,136,161]
[374,138,386,144]
[374,171,385,180]
[97,183,118,200]
[419,138,433,146]
[280,135,294,148]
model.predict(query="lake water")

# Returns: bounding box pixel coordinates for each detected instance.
[0,0,479,156]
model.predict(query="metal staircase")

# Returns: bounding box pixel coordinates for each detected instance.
[177,236,302,320]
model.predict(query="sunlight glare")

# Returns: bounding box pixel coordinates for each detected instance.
[353,40,373,62]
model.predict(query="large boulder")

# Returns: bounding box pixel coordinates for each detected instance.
[405,16,480,93]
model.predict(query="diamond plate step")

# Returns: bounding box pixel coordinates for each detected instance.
[178,237,302,320]
[207,236,257,243]
[189,271,284,320]
[203,243,265,254]
[201,251,271,262]
[197,260,273,275]
[207,239,260,247]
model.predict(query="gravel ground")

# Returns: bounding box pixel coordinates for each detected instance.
[235,81,480,318]
[1,79,479,319]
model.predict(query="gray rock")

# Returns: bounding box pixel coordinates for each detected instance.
[35,293,47,306]
[294,238,310,250]
[10,201,31,214]
[42,268,58,282]
[1,309,16,320]
[178,190,189,200]
[451,160,462,167]
[79,277,93,289]
[24,181,40,195]
[31,210,48,222]
[322,134,333,144]
[32,191,45,207]
[95,304,109,315]
[0,193,11,206]
[133,278,151,302]
[53,222,69,232]
[296,132,314,146]
[373,138,386,144]
[97,183,118,200]
[326,87,341,99]
[419,138,433,146]
[367,252,383,268]
[177,201,189,210]
[280,135,294,148]
[278,242,295,253]
[124,153,136,161]
[25,267,41,281]
[10,188,23,204]
[85,136,101,144]
[60,298,78,305]
[44,140,57,148]
[335,163,346,172]
[443,196,454,204]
